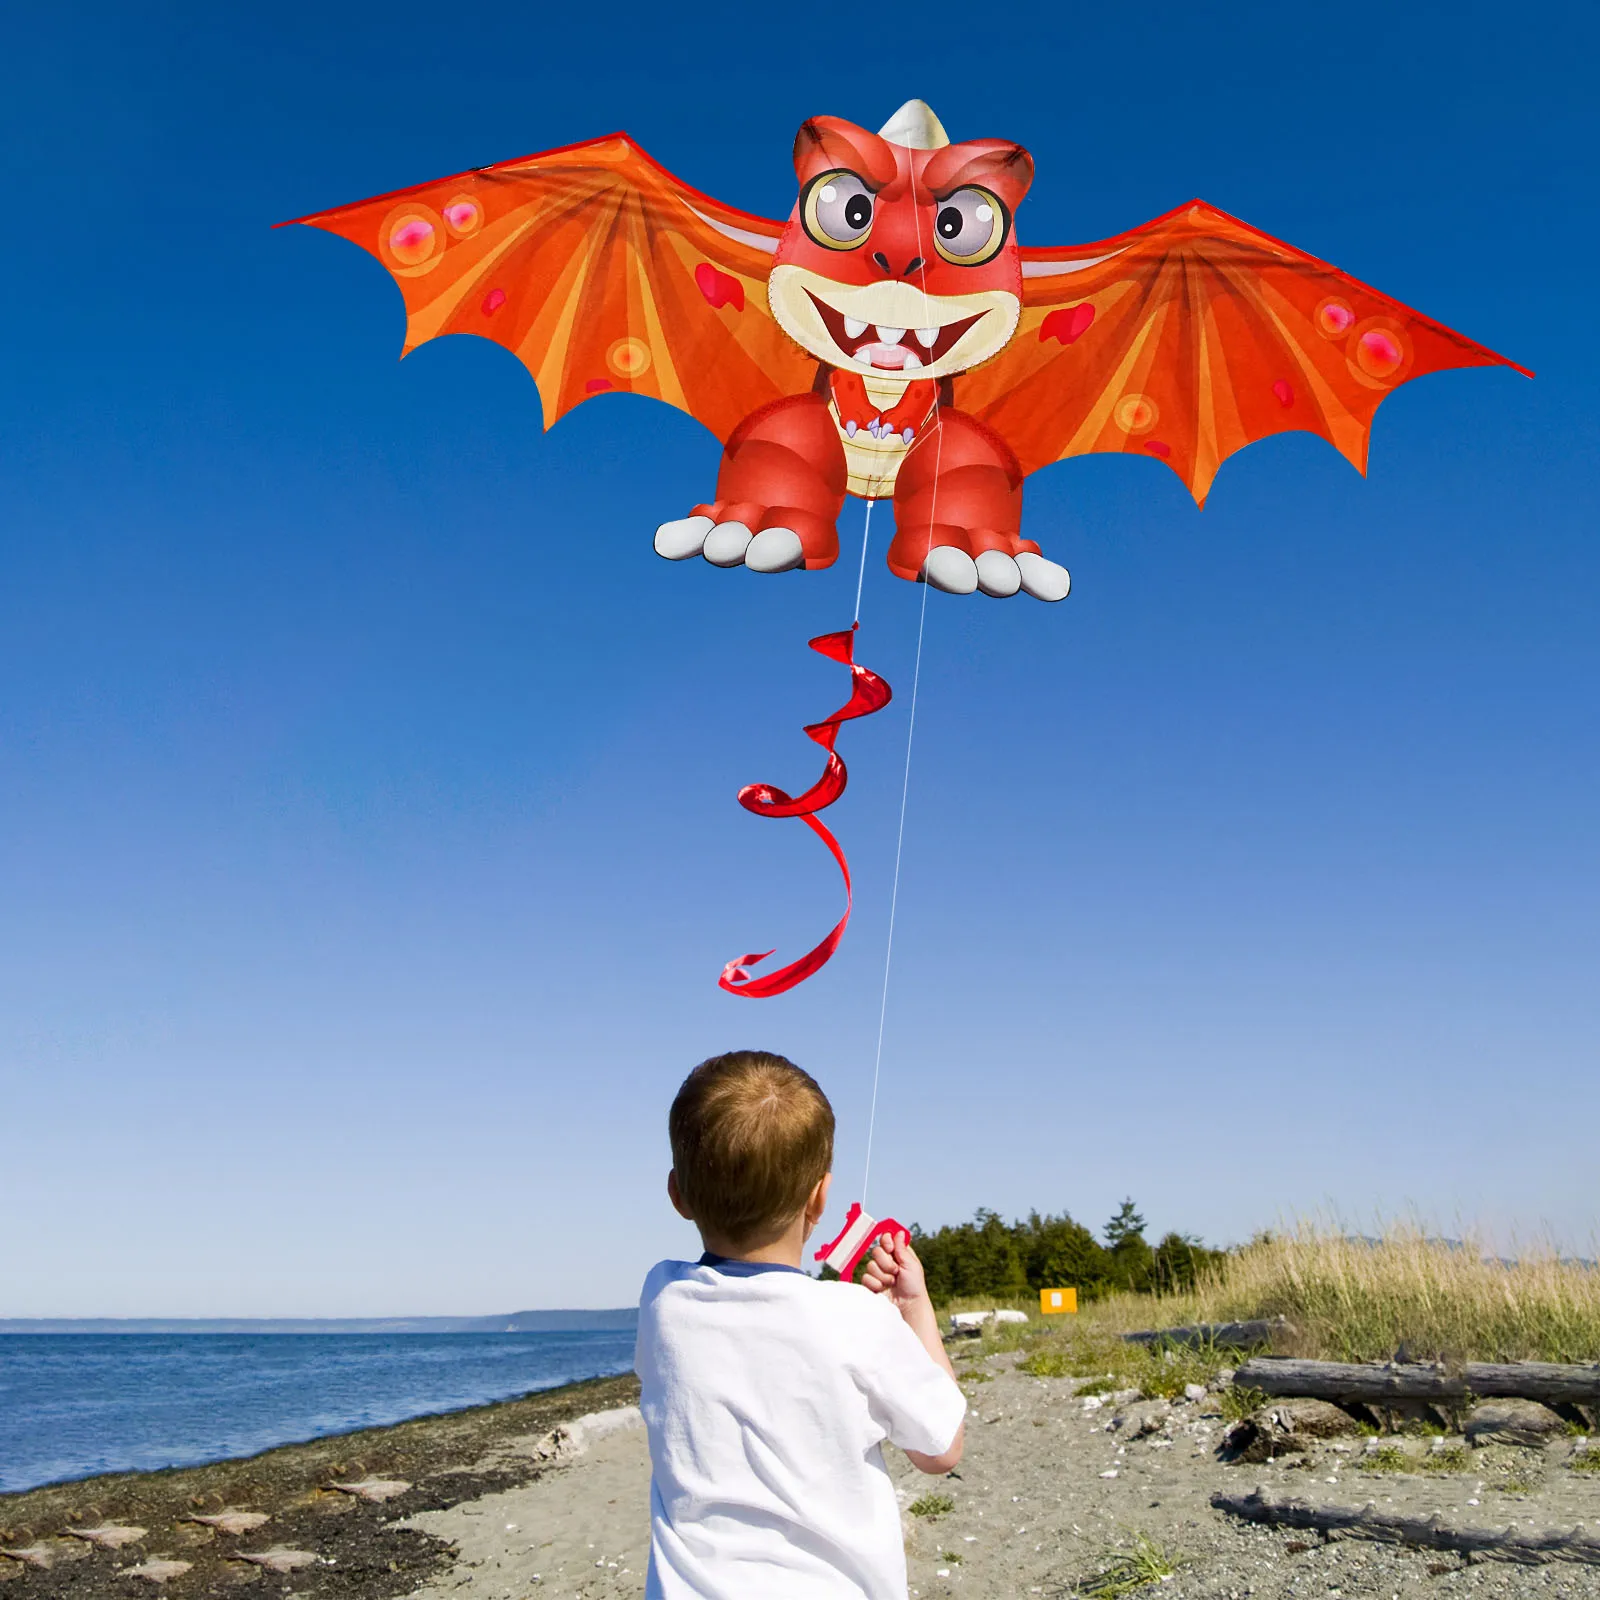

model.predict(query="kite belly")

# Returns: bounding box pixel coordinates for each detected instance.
[829,373,938,499]
[839,426,911,498]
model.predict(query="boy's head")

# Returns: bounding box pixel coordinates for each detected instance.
[668,1051,834,1251]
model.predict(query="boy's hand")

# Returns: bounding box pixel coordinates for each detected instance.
[861,1232,929,1310]
[862,1231,965,1473]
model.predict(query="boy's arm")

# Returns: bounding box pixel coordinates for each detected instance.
[861,1235,965,1474]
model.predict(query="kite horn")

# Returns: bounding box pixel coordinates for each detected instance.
[878,100,949,151]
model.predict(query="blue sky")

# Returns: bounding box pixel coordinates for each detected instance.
[2,3,1594,1314]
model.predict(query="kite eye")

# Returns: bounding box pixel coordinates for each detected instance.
[802,170,876,250]
[931,186,1008,266]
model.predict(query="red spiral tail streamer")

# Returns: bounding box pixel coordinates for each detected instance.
[719,624,892,999]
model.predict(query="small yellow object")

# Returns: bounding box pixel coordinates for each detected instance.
[1039,1287,1077,1315]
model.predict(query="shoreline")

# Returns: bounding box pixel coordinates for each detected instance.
[0,1373,641,1600]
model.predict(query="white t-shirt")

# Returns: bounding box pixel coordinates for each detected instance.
[635,1257,966,1600]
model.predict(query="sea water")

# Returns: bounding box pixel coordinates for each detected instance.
[0,1330,636,1493]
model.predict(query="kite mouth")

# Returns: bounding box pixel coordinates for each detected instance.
[805,292,985,372]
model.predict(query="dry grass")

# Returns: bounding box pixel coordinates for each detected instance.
[1061,1223,1600,1365]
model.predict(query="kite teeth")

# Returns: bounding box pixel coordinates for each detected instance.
[843,316,868,339]
[873,326,905,345]
[915,326,939,347]
[902,350,924,369]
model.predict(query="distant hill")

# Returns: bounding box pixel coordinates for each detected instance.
[0,1310,638,1334]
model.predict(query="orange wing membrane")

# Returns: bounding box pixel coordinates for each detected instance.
[281,134,813,444]
[960,200,1529,504]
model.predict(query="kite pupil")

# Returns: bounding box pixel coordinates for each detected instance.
[938,207,960,237]
[846,196,870,230]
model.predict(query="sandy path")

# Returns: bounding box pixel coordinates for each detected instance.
[407,1357,1600,1598]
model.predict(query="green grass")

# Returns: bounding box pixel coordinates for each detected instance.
[959,1371,993,1384]
[938,1551,964,1564]
[1569,1448,1600,1474]
[1219,1385,1265,1423]
[1009,1320,1242,1399]
[1361,1445,1412,1474]
[908,1493,954,1518]
[1419,1446,1471,1473]
[1494,1471,1537,1495]
[1077,1533,1179,1597]
[1018,1348,1077,1378]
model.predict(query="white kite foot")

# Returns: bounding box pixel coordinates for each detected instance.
[975,550,1022,598]
[1015,551,1071,602]
[922,545,978,595]
[745,527,804,572]
[702,520,753,567]
[654,515,713,560]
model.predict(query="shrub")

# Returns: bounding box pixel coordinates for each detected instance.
[1018,1348,1076,1378]
[1078,1532,1178,1597]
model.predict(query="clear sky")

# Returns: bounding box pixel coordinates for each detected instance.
[2,3,1594,1316]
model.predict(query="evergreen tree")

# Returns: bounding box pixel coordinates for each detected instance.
[1104,1198,1154,1291]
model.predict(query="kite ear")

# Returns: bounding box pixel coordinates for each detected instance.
[923,140,1034,212]
[793,117,898,190]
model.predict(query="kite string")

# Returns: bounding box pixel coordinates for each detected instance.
[861,188,945,1210]
[853,496,874,624]
[860,558,929,1209]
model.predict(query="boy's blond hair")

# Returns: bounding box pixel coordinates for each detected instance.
[669,1051,834,1246]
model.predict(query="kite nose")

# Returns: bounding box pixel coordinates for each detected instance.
[871,251,926,279]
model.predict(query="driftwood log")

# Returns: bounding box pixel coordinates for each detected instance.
[1235,1357,1600,1408]
[1121,1318,1289,1351]
[1212,1487,1600,1566]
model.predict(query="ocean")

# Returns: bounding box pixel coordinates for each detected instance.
[0,1329,637,1494]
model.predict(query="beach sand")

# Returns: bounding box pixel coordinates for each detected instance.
[6,1357,1600,1598]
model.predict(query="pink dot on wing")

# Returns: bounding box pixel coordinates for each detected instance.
[1361,330,1401,365]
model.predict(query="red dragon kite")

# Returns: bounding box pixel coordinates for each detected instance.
[286,100,1525,995]
[286,97,1524,601]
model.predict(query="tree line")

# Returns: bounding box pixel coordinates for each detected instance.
[907,1200,1227,1303]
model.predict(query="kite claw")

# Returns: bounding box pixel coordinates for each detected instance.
[654,514,713,560]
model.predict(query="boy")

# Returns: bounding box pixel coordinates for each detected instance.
[636,1050,966,1598]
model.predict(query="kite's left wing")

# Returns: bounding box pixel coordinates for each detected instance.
[281,134,813,444]
[959,200,1529,504]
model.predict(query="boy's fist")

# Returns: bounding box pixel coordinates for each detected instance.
[861,1232,930,1309]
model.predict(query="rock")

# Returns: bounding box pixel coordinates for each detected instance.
[1184,1383,1209,1402]
[125,1559,192,1583]
[1109,1388,1142,1406]
[235,1548,319,1574]
[0,1546,56,1570]
[327,1478,411,1503]
[64,1526,147,1550]
[949,1308,1029,1330]
[185,1512,269,1536]
[1224,1398,1359,1463]
[1114,1399,1172,1438]
[1465,1400,1567,1448]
